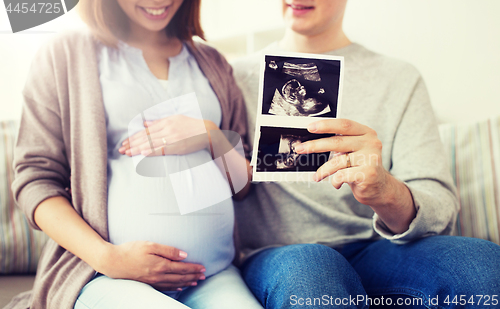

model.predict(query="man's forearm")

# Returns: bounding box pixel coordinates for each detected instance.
[369,174,417,235]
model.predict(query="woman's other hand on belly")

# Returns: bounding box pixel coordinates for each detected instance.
[98,241,206,290]
[119,115,215,156]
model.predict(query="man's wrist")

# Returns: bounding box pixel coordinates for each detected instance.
[371,174,417,234]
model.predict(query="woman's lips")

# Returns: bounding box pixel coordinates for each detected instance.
[139,6,170,20]
[288,3,314,16]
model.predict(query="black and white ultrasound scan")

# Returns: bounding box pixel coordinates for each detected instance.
[252,52,344,182]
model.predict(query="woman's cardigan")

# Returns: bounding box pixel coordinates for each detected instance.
[9,29,249,309]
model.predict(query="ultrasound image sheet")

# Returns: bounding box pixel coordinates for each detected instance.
[251,52,344,182]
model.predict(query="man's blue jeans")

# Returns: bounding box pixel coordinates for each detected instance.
[240,236,500,308]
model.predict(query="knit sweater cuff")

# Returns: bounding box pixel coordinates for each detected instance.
[16,180,71,231]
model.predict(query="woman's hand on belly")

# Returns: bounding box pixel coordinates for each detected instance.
[99,241,206,290]
[119,115,214,156]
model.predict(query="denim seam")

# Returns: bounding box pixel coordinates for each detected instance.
[367,287,444,309]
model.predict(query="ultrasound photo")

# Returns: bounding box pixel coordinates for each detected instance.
[256,127,331,173]
[276,134,302,170]
[251,52,344,182]
[262,56,341,118]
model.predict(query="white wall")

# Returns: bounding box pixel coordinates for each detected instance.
[0,8,85,121]
[1,1,500,124]
[343,0,500,123]
[201,0,283,40]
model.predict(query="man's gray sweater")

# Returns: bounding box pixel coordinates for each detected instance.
[232,42,458,260]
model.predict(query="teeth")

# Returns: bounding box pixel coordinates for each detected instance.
[144,7,166,15]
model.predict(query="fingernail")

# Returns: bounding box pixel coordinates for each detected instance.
[199,275,206,280]
[294,144,304,153]
[191,282,197,286]
[200,268,206,273]
[308,123,317,132]
[179,251,188,258]
[119,147,125,153]
[313,174,319,182]
[177,288,183,291]
[122,140,129,145]
[125,150,131,156]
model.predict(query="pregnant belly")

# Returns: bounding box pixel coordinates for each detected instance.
[106,151,235,277]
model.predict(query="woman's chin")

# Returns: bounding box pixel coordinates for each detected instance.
[133,13,171,33]
[148,25,168,33]
[135,22,169,34]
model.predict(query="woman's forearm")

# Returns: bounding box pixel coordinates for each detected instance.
[34,196,112,273]
[221,148,252,200]
[205,120,251,200]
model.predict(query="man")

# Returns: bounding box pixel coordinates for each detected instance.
[232,1,500,308]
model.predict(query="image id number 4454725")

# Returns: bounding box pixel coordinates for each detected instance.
[5,2,62,14]
[443,295,498,306]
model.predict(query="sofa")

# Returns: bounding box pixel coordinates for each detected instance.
[1,116,499,308]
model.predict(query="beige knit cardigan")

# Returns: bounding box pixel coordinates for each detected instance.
[9,29,249,309]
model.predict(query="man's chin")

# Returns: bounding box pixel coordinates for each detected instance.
[285,20,320,36]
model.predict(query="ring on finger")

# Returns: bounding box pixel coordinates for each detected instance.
[346,153,351,168]
[161,138,168,156]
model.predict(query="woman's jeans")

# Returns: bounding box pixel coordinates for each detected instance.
[74,265,263,309]
[240,236,500,309]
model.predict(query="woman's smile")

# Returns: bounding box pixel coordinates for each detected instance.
[139,5,170,20]
[116,0,185,33]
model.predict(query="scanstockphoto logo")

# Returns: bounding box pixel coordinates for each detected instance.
[3,0,79,32]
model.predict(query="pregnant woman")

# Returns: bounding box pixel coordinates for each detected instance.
[11,0,261,308]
